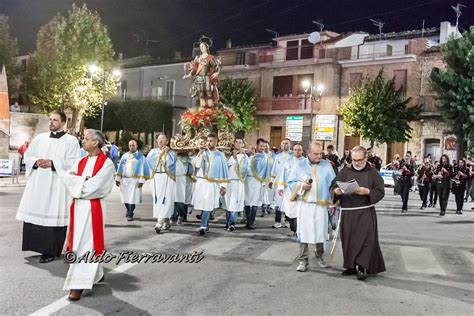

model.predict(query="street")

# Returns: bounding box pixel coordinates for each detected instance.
[1,183,473,315]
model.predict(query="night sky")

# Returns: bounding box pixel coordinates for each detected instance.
[0,0,472,58]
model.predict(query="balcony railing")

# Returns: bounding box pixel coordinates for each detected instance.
[419,96,440,114]
[257,97,312,114]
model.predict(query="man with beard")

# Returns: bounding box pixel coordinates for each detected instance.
[16,111,80,263]
[331,145,386,280]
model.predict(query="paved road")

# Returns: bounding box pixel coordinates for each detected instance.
[1,184,473,315]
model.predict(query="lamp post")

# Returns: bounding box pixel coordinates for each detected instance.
[302,80,324,141]
[89,64,121,132]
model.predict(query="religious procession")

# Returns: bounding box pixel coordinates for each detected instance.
[14,39,387,302]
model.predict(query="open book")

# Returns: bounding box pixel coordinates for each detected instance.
[336,179,360,194]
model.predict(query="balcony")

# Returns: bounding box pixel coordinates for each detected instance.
[419,96,441,116]
[257,97,313,115]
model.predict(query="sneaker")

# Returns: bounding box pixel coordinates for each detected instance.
[272,222,282,228]
[126,216,133,221]
[316,256,327,268]
[170,220,177,226]
[198,227,206,236]
[177,217,183,225]
[246,224,255,230]
[240,218,247,224]
[296,261,308,272]
[356,266,367,281]
[229,225,235,232]
[154,224,161,234]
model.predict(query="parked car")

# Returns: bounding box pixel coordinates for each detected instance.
[379,164,400,187]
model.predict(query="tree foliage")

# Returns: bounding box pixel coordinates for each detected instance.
[342,69,421,147]
[219,78,259,133]
[430,27,474,156]
[27,4,118,116]
[0,15,19,94]
[84,99,174,134]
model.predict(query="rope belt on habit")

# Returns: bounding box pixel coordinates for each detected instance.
[155,171,166,174]
[340,204,375,211]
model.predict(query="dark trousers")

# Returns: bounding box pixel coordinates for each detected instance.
[436,182,450,213]
[429,182,438,206]
[455,185,466,212]
[286,216,297,233]
[245,205,257,226]
[400,180,411,210]
[171,202,187,221]
[419,184,430,207]
[275,206,281,223]
[125,203,136,217]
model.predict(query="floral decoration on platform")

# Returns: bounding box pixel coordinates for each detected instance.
[180,106,242,131]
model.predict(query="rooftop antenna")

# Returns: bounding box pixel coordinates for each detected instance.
[421,19,425,38]
[265,28,279,38]
[451,3,466,28]
[370,19,385,41]
[312,21,324,32]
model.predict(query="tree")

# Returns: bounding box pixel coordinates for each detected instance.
[0,15,19,95]
[28,4,118,120]
[84,99,173,133]
[342,70,421,148]
[219,78,259,133]
[430,27,474,156]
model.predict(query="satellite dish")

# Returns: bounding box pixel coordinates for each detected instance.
[308,32,321,44]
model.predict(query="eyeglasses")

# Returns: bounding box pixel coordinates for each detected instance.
[352,158,366,163]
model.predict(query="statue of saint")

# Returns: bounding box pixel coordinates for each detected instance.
[183,42,221,107]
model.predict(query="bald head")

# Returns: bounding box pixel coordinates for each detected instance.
[308,141,323,164]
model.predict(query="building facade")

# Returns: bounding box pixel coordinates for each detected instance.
[218,21,459,163]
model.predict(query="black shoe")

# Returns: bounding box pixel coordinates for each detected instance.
[199,228,206,236]
[246,224,255,230]
[457,210,463,215]
[229,225,235,232]
[401,209,407,213]
[419,206,424,210]
[341,268,357,276]
[440,211,445,216]
[196,214,202,220]
[98,275,105,283]
[39,255,55,263]
[126,216,133,221]
[356,266,367,281]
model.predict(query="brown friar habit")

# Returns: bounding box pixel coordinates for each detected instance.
[331,164,386,274]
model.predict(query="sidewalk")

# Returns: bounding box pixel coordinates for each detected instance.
[0,174,26,187]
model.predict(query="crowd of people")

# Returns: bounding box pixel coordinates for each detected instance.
[29,111,474,301]
[388,152,474,215]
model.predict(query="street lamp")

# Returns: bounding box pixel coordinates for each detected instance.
[302,80,324,141]
[88,64,121,132]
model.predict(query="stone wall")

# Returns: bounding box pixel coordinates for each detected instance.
[9,112,49,149]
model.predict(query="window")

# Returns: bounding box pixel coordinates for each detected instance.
[300,39,313,59]
[386,44,393,56]
[165,80,175,100]
[286,40,299,61]
[272,75,293,96]
[21,59,27,72]
[235,52,246,65]
[404,44,409,54]
[349,73,363,89]
[120,81,127,100]
[393,70,407,91]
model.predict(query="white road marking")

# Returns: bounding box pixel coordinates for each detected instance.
[400,246,447,275]
[256,241,300,263]
[193,236,247,256]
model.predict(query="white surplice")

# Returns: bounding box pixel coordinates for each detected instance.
[225,154,246,212]
[60,156,115,290]
[16,132,80,227]
[175,157,188,204]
